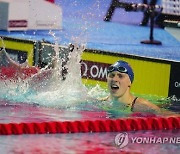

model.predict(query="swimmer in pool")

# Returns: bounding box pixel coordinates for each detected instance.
[101,60,177,115]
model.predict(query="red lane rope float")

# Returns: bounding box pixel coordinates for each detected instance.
[0,117,179,135]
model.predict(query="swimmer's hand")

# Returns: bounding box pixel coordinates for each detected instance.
[98,96,109,101]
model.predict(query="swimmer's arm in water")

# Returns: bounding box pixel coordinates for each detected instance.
[133,98,179,116]
[99,96,179,116]
[99,96,161,113]
[132,98,161,113]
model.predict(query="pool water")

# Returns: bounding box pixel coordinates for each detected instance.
[0,44,179,153]
[0,77,179,153]
[0,100,109,124]
[0,130,179,154]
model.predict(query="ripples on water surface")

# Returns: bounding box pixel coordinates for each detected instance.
[0,43,179,153]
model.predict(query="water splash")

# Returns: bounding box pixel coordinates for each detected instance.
[28,43,92,108]
[0,41,98,110]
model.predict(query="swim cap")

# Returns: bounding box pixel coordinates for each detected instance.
[107,60,134,83]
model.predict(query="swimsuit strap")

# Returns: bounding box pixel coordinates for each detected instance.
[131,97,138,112]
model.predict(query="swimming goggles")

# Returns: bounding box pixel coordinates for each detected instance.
[107,65,128,74]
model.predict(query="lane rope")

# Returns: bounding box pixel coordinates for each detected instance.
[0,117,179,135]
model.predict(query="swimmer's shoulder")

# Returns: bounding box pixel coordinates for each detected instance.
[132,97,161,113]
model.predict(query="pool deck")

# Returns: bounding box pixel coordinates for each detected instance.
[0,0,180,62]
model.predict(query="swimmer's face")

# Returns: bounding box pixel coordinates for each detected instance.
[107,71,131,98]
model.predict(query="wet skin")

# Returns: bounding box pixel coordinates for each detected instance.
[107,71,132,99]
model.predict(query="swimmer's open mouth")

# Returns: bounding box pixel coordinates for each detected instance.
[111,84,119,90]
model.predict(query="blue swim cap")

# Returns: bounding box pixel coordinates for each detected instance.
[107,60,134,83]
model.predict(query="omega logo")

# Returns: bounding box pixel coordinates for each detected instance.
[81,61,107,79]
[81,61,88,76]
[175,82,180,88]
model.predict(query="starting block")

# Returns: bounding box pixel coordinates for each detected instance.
[0,0,62,31]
